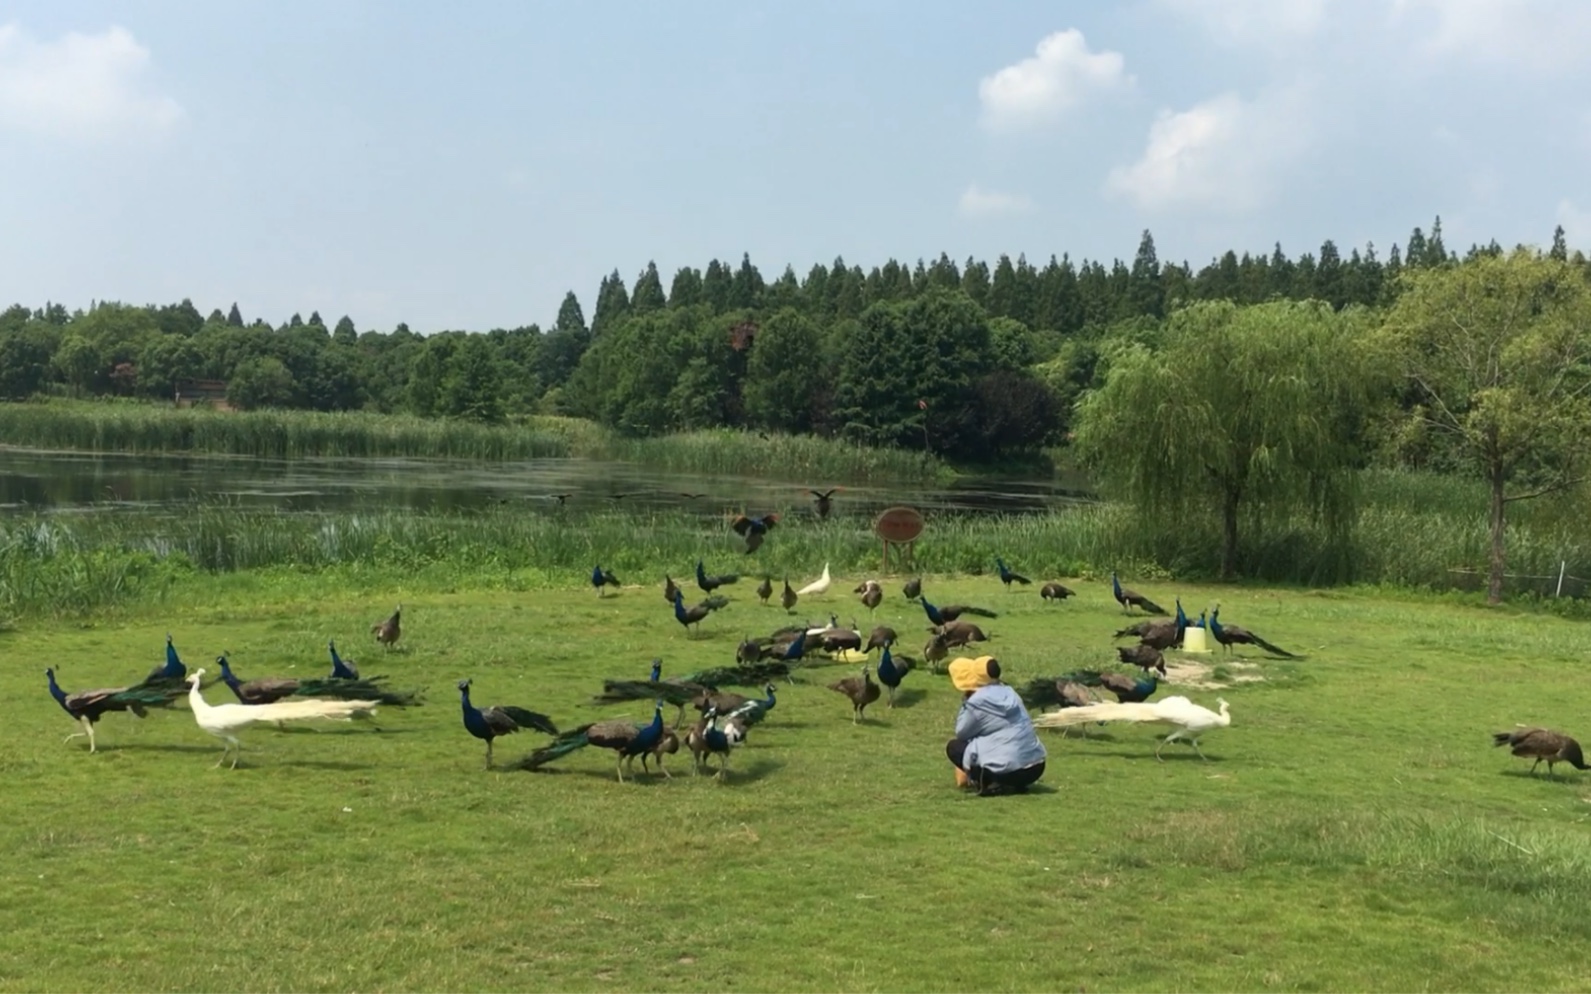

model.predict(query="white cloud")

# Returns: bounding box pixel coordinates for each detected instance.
[958,183,1032,219]
[977,29,1129,133]
[1105,88,1313,212]
[1391,0,1591,74]
[0,23,182,141]
[1157,0,1331,45]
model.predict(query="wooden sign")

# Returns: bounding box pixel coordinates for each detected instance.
[874,506,925,543]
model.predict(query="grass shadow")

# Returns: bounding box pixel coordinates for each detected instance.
[887,688,928,709]
[108,742,217,754]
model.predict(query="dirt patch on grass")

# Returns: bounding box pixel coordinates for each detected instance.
[1165,656,1266,689]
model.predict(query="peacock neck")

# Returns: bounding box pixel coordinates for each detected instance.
[45,671,68,708]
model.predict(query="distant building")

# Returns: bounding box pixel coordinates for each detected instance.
[175,378,232,411]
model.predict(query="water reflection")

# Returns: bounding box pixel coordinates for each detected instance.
[0,446,1096,518]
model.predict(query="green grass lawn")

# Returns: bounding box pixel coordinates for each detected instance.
[4,571,1591,992]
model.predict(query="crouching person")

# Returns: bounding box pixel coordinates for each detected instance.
[946,656,1046,796]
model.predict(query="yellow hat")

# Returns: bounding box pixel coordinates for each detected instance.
[949,656,999,693]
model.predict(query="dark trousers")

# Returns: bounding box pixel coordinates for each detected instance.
[946,738,1045,794]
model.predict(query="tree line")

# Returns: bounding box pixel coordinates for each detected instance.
[6,216,1573,458]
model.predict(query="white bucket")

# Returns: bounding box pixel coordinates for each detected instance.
[1180,625,1214,654]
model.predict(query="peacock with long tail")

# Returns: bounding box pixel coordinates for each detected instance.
[328,640,361,679]
[674,591,729,637]
[875,644,911,708]
[995,558,1031,590]
[457,678,557,769]
[1492,727,1591,778]
[591,565,621,597]
[696,560,741,593]
[1097,671,1161,704]
[1111,572,1166,615]
[921,598,997,627]
[46,667,186,753]
[1033,695,1231,761]
[592,658,708,729]
[131,634,190,692]
[515,700,668,781]
[1209,607,1298,658]
[218,656,419,708]
[186,668,382,769]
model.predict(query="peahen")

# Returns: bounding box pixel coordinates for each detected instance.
[46,667,185,753]
[921,598,997,626]
[1492,727,1590,778]
[218,656,419,708]
[902,577,922,602]
[875,644,911,708]
[1209,608,1298,658]
[995,558,1032,590]
[730,513,779,555]
[828,664,880,724]
[674,591,729,637]
[856,580,883,616]
[591,565,621,597]
[1040,582,1075,602]
[458,678,558,769]
[780,576,799,613]
[1111,572,1166,615]
[696,560,741,593]
[1117,643,1167,676]
[808,487,839,519]
[516,700,668,781]
[371,604,402,650]
[932,620,990,649]
[864,625,898,654]
[756,576,773,605]
[663,575,681,604]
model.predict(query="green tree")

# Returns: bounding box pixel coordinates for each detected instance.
[591,271,630,336]
[1378,250,1591,604]
[631,262,666,313]
[730,253,765,310]
[440,334,505,423]
[1127,230,1164,318]
[226,302,244,327]
[333,315,358,345]
[668,267,703,308]
[539,292,590,388]
[53,334,104,394]
[0,323,58,399]
[1074,300,1379,579]
[226,356,296,410]
[138,335,204,399]
[743,308,821,432]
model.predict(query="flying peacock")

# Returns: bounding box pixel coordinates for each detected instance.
[515,700,668,782]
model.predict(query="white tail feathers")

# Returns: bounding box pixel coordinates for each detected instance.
[189,668,379,736]
[797,563,832,597]
[1032,695,1231,732]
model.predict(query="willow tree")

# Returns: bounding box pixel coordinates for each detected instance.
[1074,300,1379,579]
[1379,250,1591,604]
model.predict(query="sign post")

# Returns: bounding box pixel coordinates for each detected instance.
[874,506,925,572]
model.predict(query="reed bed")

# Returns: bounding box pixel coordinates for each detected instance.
[6,479,1591,617]
[0,402,948,482]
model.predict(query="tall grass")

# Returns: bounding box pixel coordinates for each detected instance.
[0,400,948,482]
[6,468,1591,617]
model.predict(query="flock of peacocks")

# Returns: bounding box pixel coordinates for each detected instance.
[44,553,1591,781]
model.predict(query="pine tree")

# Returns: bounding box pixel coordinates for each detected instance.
[1405,227,1428,270]
[1550,224,1568,262]
[702,259,733,313]
[1127,230,1165,318]
[961,258,991,307]
[631,262,666,313]
[556,291,586,334]
[591,270,631,337]
[987,255,1019,319]
[333,315,357,345]
[1315,239,1344,309]
[668,267,703,308]
[730,253,765,310]
[226,302,244,327]
[1424,216,1449,266]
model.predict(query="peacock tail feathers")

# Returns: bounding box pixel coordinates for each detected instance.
[495,705,558,736]
[680,662,790,687]
[593,679,701,707]
[515,725,594,769]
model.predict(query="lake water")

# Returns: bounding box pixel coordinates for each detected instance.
[0,447,1096,518]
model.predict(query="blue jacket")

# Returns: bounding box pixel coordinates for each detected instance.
[955,683,1047,773]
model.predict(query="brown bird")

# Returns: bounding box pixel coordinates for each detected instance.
[902,577,922,601]
[1117,643,1167,676]
[1492,727,1591,778]
[864,625,898,653]
[828,665,881,724]
[856,580,883,616]
[1111,572,1166,615]
[757,576,773,605]
[663,575,680,604]
[931,620,989,648]
[922,633,950,666]
[808,487,840,518]
[820,624,863,655]
[371,605,401,650]
[1098,671,1160,703]
[780,576,798,613]
[1055,680,1098,738]
[1040,582,1075,602]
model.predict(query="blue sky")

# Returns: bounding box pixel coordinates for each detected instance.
[3,0,1589,332]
